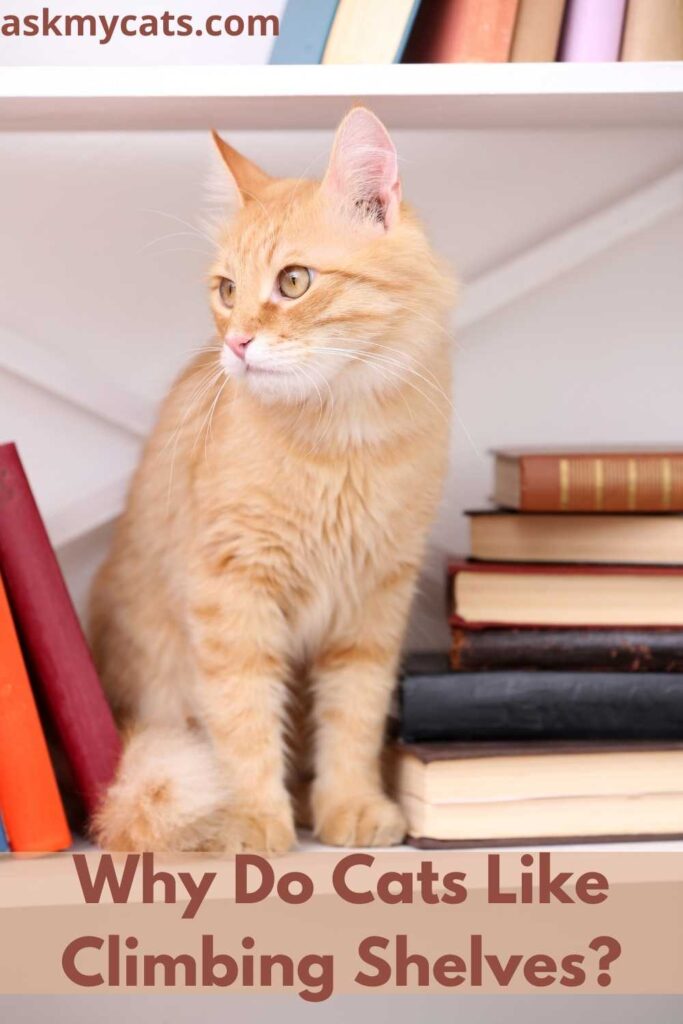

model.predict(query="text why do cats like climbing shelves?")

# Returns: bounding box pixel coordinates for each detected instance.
[57,852,625,999]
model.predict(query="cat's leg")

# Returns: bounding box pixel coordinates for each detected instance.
[189,576,296,854]
[310,569,417,847]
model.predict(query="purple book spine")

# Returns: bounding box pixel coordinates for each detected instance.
[560,0,627,61]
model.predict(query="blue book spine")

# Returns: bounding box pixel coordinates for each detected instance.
[270,0,339,64]
[0,815,9,852]
[394,0,423,62]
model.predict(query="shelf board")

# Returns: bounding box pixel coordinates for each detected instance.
[1,63,683,131]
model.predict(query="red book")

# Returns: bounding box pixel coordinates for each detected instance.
[406,0,520,62]
[0,443,121,817]
[0,574,71,852]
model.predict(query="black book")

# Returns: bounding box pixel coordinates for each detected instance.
[399,654,683,743]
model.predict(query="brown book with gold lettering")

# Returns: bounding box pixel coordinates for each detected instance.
[494,448,683,513]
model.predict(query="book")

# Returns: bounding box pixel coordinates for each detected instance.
[510,0,566,61]
[621,0,683,61]
[450,627,683,673]
[0,444,121,818]
[449,559,683,628]
[0,574,71,852]
[493,447,683,513]
[406,0,519,63]
[400,657,683,743]
[322,0,422,64]
[468,510,683,565]
[0,817,8,853]
[559,0,627,61]
[396,740,683,844]
[270,0,339,64]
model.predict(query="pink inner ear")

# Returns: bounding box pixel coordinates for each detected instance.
[325,109,402,229]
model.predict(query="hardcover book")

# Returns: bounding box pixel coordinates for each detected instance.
[405,0,519,63]
[467,510,683,565]
[493,447,683,513]
[0,818,8,853]
[450,627,683,673]
[270,0,339,64]
[0,574,71,853]
[559,0,627,61]
[322,0,422,64]
[396,740,683,844]
[449,558,683,628]
[510,0,566,61]
[621,0,683,61]
[400,658,683,743]
[0,443,121,817]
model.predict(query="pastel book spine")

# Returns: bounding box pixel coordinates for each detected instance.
[433,0,520,62]
[560,0,627,61]
[510,0,566,61]
[0,444,121,817]
[270,0,339,63]
[400,664,683,743]
[621,0,683,61]
[450,627,683,673]
[0,575,71,852]
[0,816,9,852]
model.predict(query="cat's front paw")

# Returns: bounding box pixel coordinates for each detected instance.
[219,806,297,855]
[313,792,406,847]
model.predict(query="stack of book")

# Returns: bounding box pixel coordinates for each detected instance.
[0,443,120,853]
[395,447,683,847]
[271,0,683,66]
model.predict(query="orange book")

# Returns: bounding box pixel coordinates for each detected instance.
[0,574,71,852]
[416,0,520,62]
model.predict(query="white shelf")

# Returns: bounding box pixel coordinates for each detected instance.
[1,63,683,131]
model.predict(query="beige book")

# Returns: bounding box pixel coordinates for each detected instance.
[510,0,566,61]
[402,791,683,842]
[323,0,419,64]
[450,562,683,627]
[468,511,683,565]
[621,0,683,60]
[397,742,683,841]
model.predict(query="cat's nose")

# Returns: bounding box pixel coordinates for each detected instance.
[225,332,254,360]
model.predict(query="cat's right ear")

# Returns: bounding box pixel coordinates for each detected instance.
[210,131,272,206]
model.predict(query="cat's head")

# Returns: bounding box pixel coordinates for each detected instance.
[209,107,453,405]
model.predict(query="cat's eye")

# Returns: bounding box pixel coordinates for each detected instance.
[278,266,311,300]
[219,277,236,308]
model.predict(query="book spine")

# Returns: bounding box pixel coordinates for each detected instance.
[0,444,121,817]
[519,454,683,512]
[621,0,683,61]
[0,815,9,852]
[399,670,683,743]
[510,0,566,61]
[451,627,683,672]
[434,0,520,62]
[270,0,339,64]
[0,576,71,852]
[560,0,627,61]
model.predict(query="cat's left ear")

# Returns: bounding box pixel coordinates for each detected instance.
[211,130,272,205]
[322,107,402,230]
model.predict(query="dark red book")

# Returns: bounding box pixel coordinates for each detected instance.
[0,443,121,816]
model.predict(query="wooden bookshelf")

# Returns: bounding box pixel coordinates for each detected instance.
[1,62,683,131]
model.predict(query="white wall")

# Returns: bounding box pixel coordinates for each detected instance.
[1,126,682,646]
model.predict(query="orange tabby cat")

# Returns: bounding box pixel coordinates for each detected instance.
[90,108,455,852]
